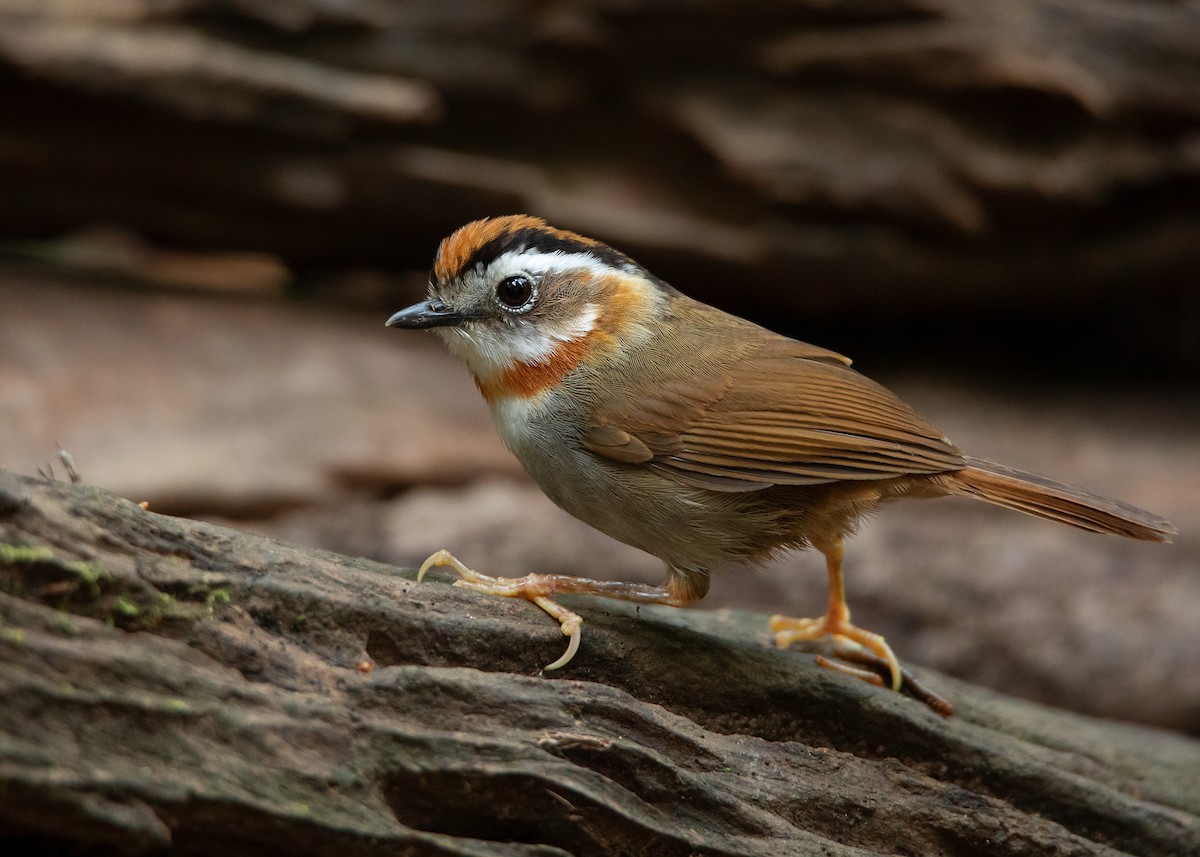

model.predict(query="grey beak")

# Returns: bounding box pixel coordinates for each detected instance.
[386,299,463,329]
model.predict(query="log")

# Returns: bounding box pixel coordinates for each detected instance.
[1,470,1197,856]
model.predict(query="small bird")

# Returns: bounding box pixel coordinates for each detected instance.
[387,215,1175,713]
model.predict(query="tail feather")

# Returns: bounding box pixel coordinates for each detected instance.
[942,457,1176,542]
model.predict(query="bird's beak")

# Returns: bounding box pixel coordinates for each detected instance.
[385,299,463,329]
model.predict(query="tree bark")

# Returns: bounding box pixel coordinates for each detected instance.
[0,470,1197,856]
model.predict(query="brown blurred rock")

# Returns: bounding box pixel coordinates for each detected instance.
[0,269,517,513]
[41,225,291,295]
[0,0,1197,326]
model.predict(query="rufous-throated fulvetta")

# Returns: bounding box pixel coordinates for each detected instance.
[387,215,1174,714]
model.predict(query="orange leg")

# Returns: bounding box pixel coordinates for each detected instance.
[769,538,903,692]
[417,549,702,671]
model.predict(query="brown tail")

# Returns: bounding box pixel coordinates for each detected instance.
[941,457,1176,542]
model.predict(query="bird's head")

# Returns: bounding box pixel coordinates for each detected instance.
[387,216,663,401]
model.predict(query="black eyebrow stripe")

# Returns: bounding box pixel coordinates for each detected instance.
[466,227,634,275]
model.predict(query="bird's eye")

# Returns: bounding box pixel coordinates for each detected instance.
[495,275,536,312]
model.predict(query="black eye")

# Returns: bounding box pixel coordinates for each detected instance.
[495,275,535,311]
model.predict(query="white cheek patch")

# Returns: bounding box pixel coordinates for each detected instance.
[555,302,600,342]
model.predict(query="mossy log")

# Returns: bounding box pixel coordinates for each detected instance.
[0,470,1197,856]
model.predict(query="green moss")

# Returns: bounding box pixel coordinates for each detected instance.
[0,627,26,646]
[112,585,234,629]
[0,544,118,608]
[65,561,109,586]
[46,611,81,636]
[0,544,54,565]
[0,541,235,631]
[113,596,142,619]
[205,588,231,613]
[179,581,234,618]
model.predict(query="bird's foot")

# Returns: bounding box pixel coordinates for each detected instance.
[769,612,952,715]
[417,549,582,671]
[770,611,902,692]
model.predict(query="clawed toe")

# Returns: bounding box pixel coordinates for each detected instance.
[770,611,902,693]
[418,549,472,582]
[415,550,583,671]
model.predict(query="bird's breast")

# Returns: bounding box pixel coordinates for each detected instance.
[484,385,786,571]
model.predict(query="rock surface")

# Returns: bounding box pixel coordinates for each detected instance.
[1,471,1199,856]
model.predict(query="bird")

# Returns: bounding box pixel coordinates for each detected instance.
[387,214,1175,713]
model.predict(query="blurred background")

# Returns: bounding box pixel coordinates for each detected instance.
[1,1,1197,732]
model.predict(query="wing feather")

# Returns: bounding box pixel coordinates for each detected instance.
[586,331,963,490]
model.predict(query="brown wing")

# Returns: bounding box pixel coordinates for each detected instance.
[583,335,964,492]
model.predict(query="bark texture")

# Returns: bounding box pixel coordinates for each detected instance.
[1,471,1197,856]
[0,0,1198,317]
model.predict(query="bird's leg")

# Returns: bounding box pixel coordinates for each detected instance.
[417,550,704,671]
[769,538,903,692]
